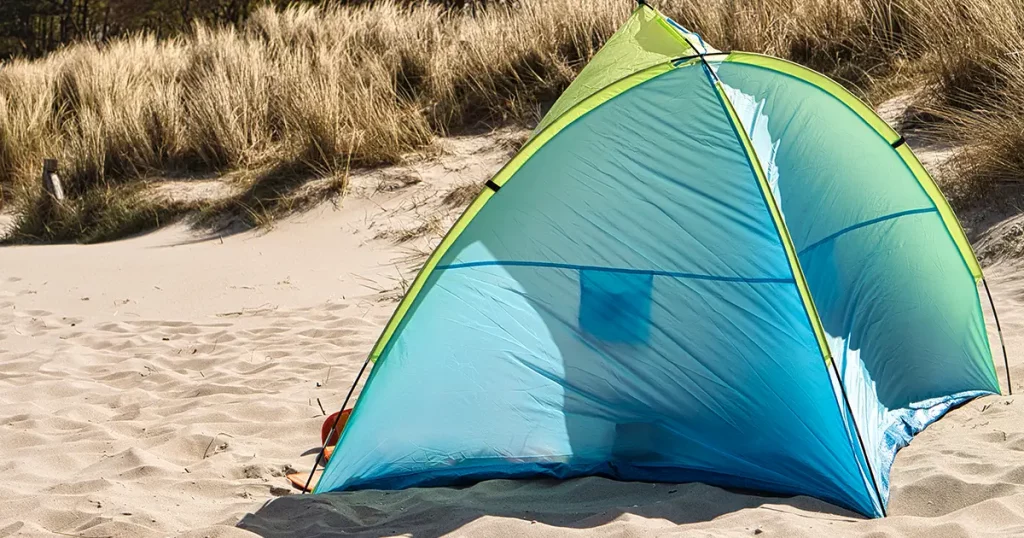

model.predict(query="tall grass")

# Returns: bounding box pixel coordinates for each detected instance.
[938,67,1024,211]
[1,0,1024,242]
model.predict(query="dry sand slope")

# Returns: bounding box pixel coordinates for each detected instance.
[2,129,1024,538]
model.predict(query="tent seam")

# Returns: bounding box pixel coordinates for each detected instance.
[436,260,793,283]
[797,207,936,255]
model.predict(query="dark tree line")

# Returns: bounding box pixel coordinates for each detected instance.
[0,0,265,59]
[0,0,511,60]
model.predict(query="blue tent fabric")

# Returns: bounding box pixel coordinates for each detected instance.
[318,64,883,516]
[315,11,1000,519]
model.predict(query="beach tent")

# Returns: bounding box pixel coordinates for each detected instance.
[314,3,1006,517]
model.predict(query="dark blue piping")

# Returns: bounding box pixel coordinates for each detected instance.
[798,207,937,255]
[436,260,793,284]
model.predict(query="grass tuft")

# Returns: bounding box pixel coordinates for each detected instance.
[3,0,1024,242]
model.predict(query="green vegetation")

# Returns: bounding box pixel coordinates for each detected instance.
[1,0,1023,243]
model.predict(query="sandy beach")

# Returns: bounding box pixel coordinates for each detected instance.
[2,131,1024,537]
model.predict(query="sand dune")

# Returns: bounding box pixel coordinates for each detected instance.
[2,131,1024,537]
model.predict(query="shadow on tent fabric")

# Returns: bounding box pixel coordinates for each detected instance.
[236,478,858,537]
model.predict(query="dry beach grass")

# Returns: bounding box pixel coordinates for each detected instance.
[2,0,1024,242]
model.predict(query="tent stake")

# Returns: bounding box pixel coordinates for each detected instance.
[301,355,373,494]
[983,277,1012,395]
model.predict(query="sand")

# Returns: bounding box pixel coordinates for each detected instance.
[2,130,1024,537]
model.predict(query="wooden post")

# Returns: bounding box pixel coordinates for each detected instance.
[41,158,64,202]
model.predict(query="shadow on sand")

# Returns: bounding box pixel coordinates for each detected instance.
[236,477,858,537]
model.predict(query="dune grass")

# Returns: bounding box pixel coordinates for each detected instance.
[906,0,1024,211]
[1,0,1023,243]
[939,70,1024,211]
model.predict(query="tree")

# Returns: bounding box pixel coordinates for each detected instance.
[0,0,519,60]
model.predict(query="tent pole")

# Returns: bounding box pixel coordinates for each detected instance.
[705,59,887,516]
[301,355,374,494]
[982,277,1012,395]
[826,358,888,516]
